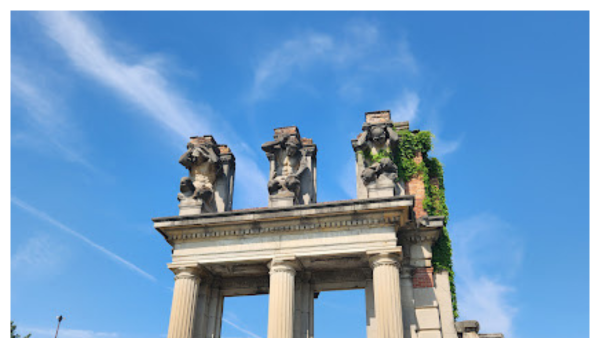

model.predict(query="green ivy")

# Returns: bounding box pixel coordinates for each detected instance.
[387,129,458,318]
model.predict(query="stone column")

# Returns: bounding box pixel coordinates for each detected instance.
[365,277,378,338]
[294,273,314,338]
[369,249,403,338]
[400,267,418,338]
[267,258,298,338]
[168,264,202,338]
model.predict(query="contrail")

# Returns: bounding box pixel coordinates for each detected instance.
[222,318,263,338]
[12,197,157,282]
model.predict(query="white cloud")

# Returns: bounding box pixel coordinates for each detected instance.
[11,65,105,176]
[24,327,119,338]
[450,213,523,336]
[12,197,157,282]
[457,276,517,336]
[36,11,209,141]
[390,90,420,123]
[251,22,418,102]
[339,155,357,199]
[252,33,334,101]
[431,135,463,157]
[36,11,268,208]
[12,234,68,275]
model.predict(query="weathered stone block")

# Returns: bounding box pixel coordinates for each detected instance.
[413,287,438,308]
[365,110,392,123]
[418,330,443,338]
[415,308,442,330]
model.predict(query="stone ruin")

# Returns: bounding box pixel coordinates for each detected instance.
[156,111,504,338]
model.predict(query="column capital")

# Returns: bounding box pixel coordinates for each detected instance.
[168,262,203,280]
[268,256,300,275]
[367,248,402,269]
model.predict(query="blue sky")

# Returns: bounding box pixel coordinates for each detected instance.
[10,11,588,338]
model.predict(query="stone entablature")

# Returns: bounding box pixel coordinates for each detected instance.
[155,196,412,244]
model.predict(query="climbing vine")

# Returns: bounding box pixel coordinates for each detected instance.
[361,128,458,318]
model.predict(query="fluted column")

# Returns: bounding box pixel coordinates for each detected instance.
[369,249,403,338]
[167,264,202,338]
[267,258,298,338]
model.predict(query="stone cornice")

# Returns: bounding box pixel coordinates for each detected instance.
[154,196,413,244]
[401,229,441,244]
[154,195,412,223]
[399,216,445,244]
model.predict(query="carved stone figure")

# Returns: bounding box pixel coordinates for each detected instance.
[177,136,236,215]
[352,111,405,198]
[361,157,398,185]
[177,177,195,202]
[262,127,317,207]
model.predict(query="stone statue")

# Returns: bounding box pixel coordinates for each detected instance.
[262,127,317,207]
[177,136,236,215]
[352,111,404,198]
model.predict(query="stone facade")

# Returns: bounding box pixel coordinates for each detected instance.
[154,112,503,338]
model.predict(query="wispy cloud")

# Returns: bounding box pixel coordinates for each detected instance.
[252,33,334,101]
[390,90,420,123]
[251,22,418,102]
[12,234,68,276]
[12,197,157,282]
[37,12,209,141]
[431,135,463,157]
[36,11,268,208]
[339,155,357,199]
[11,65,105,176]
[451,213,523,336]
[23,327,119,338]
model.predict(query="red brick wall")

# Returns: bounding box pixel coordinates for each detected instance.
[406,151,427,220]
[407,175,426,219]
[413,267,434,288]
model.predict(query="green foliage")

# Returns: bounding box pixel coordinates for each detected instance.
[390,129,458,318]
[423,157,449,224]
[432,227,458,318]
[359,148,393,164]
[11,321,32,338]
[394,130,432,182]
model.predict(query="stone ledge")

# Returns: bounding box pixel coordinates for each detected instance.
[154,195,413,228]
[455,320,480,333]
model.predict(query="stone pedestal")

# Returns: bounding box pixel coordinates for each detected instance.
[267,259,298,338]
[179,200,203,216]
[369,249,403,338]
[167,264,202,338]
[269,192,296,208]
[367,180,397,198]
